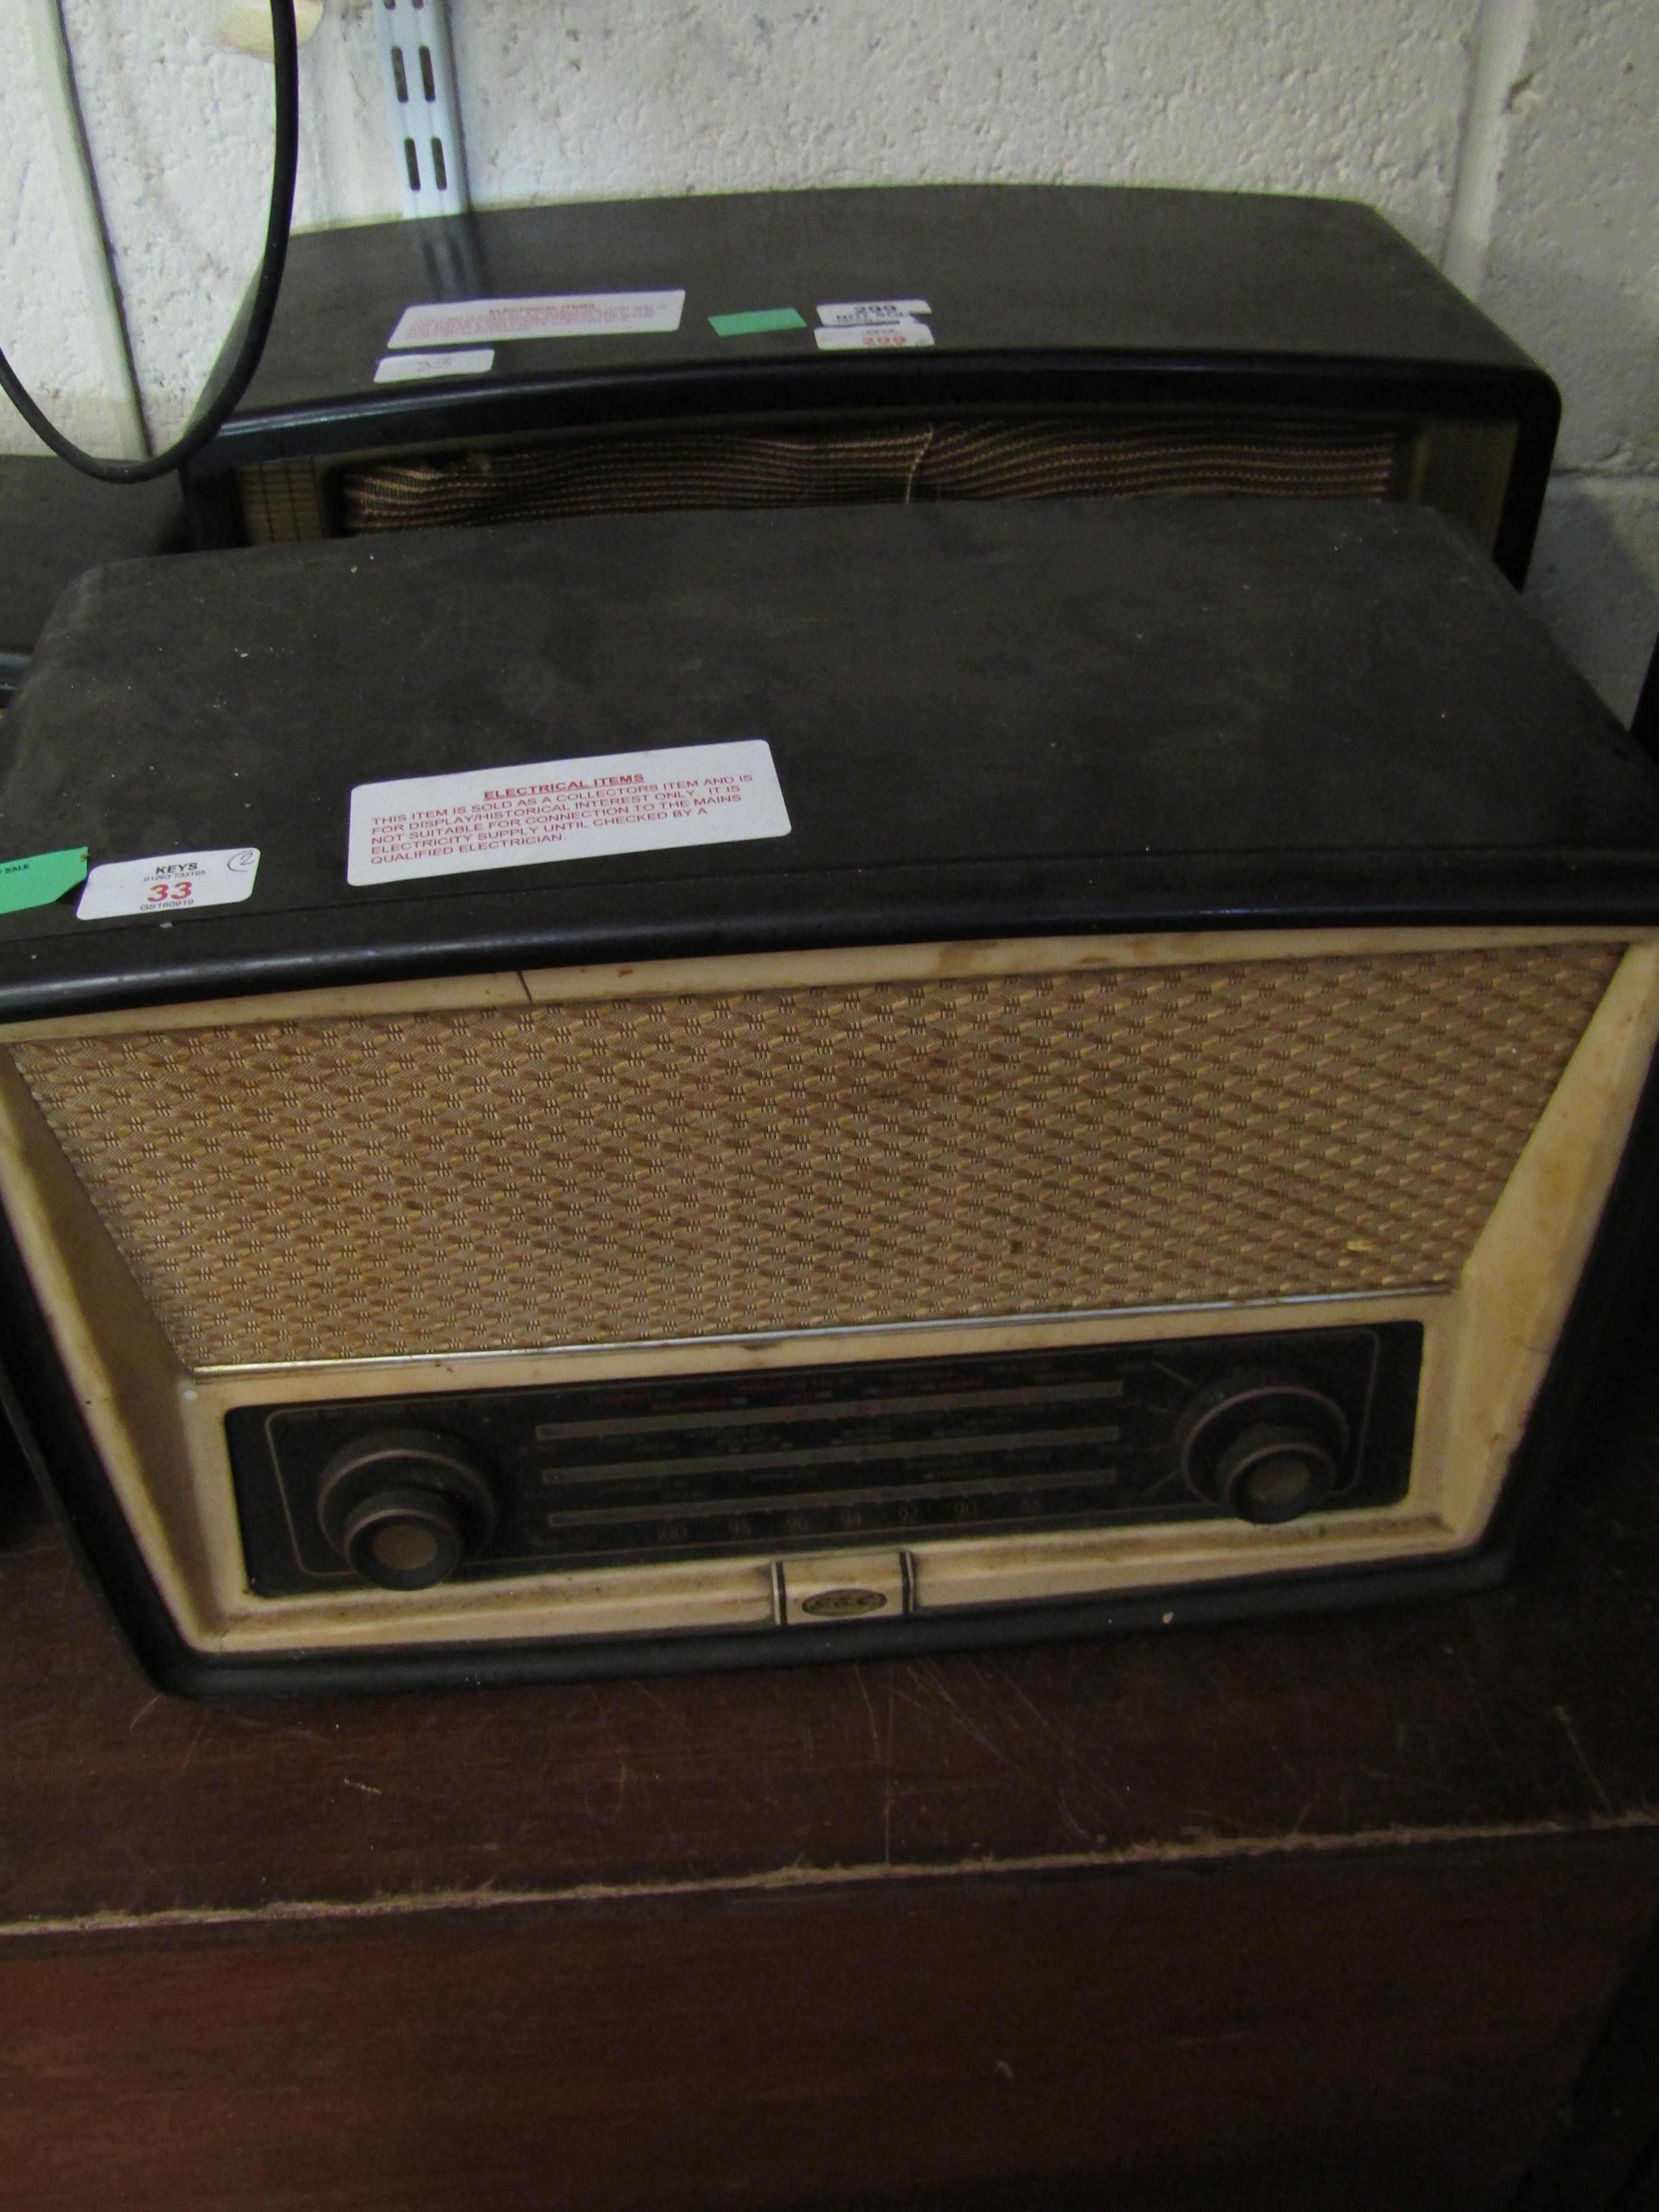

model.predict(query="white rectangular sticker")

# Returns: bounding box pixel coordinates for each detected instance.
[347,741,790,888]
[816,298,931,327]
[374,348,494,384]
[814,316,935,352]
[387,291,685,349]
[77,846,260,922]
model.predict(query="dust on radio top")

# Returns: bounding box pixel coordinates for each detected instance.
[2,497,1659,1029]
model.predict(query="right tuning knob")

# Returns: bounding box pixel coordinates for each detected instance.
[1176,1372,1352,1526]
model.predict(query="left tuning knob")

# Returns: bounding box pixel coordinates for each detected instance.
[317,1429,499,1591]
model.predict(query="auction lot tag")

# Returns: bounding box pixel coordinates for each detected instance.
[374,348,494,383]
[387,292,685,349]
[77,847,260,921]
[347,741,790,887]
[814,316,935,352]
[815,299,932,327]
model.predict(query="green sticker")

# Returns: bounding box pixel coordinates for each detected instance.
[0,846,88,916]
[708,307,806,338]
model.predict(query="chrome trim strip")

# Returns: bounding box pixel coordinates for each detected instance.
[193,1285,1450,1379]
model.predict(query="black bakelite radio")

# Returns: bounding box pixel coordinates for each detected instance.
[1,497,1656,1697]
[183,185,1559,585]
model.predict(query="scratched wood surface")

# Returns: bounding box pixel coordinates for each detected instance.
[5,1288,1659,2208]
[3,1835,1656,2212]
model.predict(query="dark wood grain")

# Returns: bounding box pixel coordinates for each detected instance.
[1511,1908,1659,2210]
[5,1835,1656,2212]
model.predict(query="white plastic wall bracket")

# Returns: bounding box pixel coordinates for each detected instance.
[374,0,468,220]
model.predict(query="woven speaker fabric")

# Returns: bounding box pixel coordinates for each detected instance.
[337,415,1407,536]
[11,945,1619,1370]
[236,461,327,545]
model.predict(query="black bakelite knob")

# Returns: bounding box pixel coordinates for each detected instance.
[1213,1422,1341,1524]
[317,1429,497,1591]
[1177,1373,1351,1526]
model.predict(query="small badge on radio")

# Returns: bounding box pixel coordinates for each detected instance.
[800,1588,888,1618]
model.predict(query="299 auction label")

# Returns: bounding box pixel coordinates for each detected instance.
[76,846,260,922]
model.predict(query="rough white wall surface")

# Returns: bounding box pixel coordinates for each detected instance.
[3,0,386,452]
[454,0,1477,253]
[0,0,1654,709]
[1480,0,1659,473]
[0,0,130,455]
[1487,0,1659,709]
[60,0,280,448]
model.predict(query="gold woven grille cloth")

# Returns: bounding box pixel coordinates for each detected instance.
[10,944,1619,1370]
[335,413,1407,536]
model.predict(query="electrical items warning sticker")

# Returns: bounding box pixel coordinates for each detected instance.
[76,847,260,921]
[346,741,791,888]
[386,291,685,349]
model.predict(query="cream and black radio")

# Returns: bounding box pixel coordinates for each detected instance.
[1,497,1656,1695]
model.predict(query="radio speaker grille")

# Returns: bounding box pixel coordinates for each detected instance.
[9,945,1619,1370]
[327,413,1408,538]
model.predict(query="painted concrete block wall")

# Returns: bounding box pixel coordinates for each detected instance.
[451,0,1476,246]
[0,0,1654,714]
[1477,0,1659,720]
[0,0,131,460]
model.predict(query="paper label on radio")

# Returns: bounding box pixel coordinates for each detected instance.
[374,348,494,383]
[816,299,932,327]
[0,846,87,915]
[386,291,685,349]
[76,846,260,921]
[814,316,934,352]
[346,741,790,887]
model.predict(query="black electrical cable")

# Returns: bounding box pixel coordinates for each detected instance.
[0,0,299,485]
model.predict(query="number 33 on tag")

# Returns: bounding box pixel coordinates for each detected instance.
[76,847,261,922]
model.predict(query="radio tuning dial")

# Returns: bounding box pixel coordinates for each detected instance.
[316,1429,498,1592]
[1176,1372,1352,1526]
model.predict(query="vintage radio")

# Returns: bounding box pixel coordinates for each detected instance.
[183,185,1559,585]
[1,497,1657,1696]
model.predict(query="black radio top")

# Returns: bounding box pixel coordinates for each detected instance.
[0,496,1655,1023]
[230,185,1538,417]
